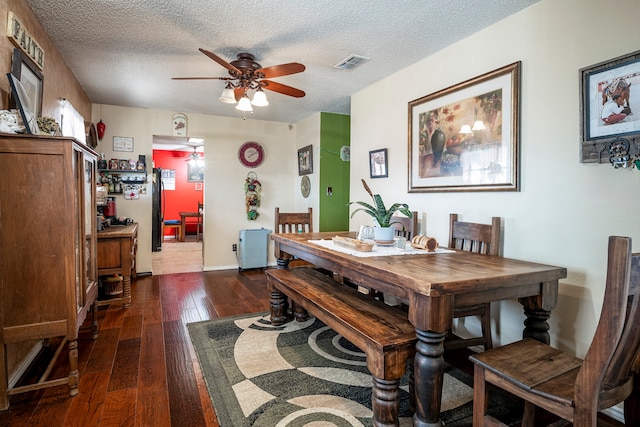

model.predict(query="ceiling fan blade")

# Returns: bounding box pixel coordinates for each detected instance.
[255,62,305,78]
[171,77,231,80]
[261,80,306,98]
[199,48,241,74]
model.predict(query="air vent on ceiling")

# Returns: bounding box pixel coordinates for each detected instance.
[334,54,370,70]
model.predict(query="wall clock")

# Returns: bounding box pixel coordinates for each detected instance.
[238,141,265,168]
[301,175,310,198]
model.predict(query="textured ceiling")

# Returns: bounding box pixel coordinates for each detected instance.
[26,0,539,124]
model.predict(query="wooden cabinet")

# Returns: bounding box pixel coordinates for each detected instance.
[0,135,98,409]
[97,223,138,307]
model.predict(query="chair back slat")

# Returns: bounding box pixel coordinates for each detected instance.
[392,211,418,240]
[448,214,501,256]
[601,253,640,391]
[274,208,313,258]
[575,237,639,414]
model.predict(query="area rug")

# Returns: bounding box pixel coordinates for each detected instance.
[187,312,522,426]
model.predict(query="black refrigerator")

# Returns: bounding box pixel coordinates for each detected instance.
[151,167,163,251]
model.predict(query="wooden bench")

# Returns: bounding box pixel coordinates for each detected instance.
[266,267,417,427]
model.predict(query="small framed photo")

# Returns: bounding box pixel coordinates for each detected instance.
[579,50,640,162]
[113,136,134,152]
[369,148,388,178]
[118,159,129,170]
[298,144,313,175]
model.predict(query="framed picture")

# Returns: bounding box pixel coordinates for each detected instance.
[172,112,188,137]
[11,48,43,118]
[298,144,313,175]
[188,162,204,182]
[113,136,134,152]
[369,148,388,178]
[579,50,640,163]
[7,73,40,135]
[408,62,521,192]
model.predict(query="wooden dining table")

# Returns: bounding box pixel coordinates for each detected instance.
[270,231,567,427]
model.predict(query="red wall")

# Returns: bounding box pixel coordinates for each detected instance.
[153,150,204,235]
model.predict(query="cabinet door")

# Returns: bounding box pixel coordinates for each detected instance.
[76,149,97,316]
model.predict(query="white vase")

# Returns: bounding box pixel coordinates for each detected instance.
[373,226,395,242]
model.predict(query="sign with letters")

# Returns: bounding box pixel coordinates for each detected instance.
[6,12,44,70]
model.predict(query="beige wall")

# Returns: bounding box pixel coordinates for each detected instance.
[350,0,640,357]
[1,1,90,121]
[295,113,321,227]
[92,104,298,273]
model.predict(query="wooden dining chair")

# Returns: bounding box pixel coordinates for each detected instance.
[445,213,501,351]
[392,211,418,240]
[274,207,313,267]
[470,236,640,427]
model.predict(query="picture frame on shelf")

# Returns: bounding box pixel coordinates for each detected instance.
[6,73,40,135]
[369,148,388,178]
[408,61,520,192]
[298,144,313,175]
[579,50,640,163]
[11,48,43,118]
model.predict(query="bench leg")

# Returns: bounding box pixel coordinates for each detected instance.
[372,376,401,427]
[269,288,288,326]
[292,301,309,322]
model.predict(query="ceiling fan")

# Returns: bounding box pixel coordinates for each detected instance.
[172,49,306,111]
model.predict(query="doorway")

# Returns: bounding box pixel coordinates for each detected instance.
[151,135,204,274]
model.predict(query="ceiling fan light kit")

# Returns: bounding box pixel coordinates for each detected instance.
[173,49,305,115]
[236,96,253,112]
[251,88,269,107]
[218,84,237,104]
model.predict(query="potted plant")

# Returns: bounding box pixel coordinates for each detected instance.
[349,179,412,242]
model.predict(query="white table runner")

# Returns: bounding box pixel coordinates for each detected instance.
[308,239,455,258]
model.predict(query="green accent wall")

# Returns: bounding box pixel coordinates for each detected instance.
[319,112,350,231]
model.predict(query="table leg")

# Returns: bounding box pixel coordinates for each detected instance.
[408,294,452,427]
[522,307,551,344]
[412,329,446,427]
[180,219,185,242]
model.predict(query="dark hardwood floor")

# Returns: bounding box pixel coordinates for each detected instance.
[0,268,626,426]
[0,269,270,427]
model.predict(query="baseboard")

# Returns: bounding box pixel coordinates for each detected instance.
[9,341,43,389]
[601,405,624,423]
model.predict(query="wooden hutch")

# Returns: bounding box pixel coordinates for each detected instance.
[0,135,98,409]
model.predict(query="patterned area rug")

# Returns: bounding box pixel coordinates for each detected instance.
[187,312,522,426]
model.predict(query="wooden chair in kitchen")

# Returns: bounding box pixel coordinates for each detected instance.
[162,219,182,241]
[445,213,501,351]
[392,211,418,240]
[470,236,640,426]
[274,207,313,268]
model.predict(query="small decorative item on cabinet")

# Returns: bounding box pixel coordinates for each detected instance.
[244,171,262,220]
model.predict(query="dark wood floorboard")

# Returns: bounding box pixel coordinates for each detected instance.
[0,268,627,426]
[0,268,270,426]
